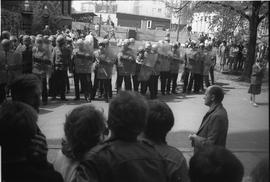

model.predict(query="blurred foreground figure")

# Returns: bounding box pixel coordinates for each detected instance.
[142,100,190,182]
[189,146,244,182]
[0,101,63,182]
[53,105,106,182]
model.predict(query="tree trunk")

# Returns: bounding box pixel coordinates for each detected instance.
[241,2,261,81]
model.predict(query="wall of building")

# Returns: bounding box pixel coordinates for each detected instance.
[117,13,170,30]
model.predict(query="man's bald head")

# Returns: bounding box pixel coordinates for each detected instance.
[208,85,225,103]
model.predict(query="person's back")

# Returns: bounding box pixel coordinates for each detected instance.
[53,105,106,182]
[77,139,167,182]
[142,100,189,182]
[0,101,63,182]
[75,91,168,182]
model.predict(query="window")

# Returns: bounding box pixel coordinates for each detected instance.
[158,8,162,13]
[147,20,152,29]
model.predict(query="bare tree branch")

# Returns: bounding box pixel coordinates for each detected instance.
[259,11,269,23]
[166,1,191,14]
[195,1,250,21]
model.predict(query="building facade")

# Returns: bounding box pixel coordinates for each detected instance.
[1,0,72,35]
[116,12,170,30]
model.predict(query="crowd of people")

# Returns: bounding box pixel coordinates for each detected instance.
[1,73,268,182]
[1,25,223,105]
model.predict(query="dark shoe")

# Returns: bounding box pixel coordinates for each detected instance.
[42,101,48,105]
[172,91,177,94]
[73,97,80,101]
[61,98,68,101]
[50,97,57,101]
[161,92,165,95]
[85,96,91,102]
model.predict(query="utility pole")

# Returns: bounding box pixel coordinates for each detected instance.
[176,15,181,41]
[176,1,182,42]
[99,14,102,37]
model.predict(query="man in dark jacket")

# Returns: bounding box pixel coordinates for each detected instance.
[189,85,228,153]
[74,91,168,182]
[142,100,190,182]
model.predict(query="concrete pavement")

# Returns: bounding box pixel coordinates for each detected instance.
[38,71,269,178]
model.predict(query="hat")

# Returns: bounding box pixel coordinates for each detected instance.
[35,36,43,44]
[1,31,11,40]
[23,35,31,42]
[152,44,159,51]
[145,42,151,49]
[56,35,65,45]
[1,39,11,48]
[48,36,55,41]
[122,39,130,46]
[137,46,144,52]
[10,36,18,42]
[129,38,135,43]
[76,39,84,45]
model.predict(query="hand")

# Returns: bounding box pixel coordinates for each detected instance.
[188,134,197,140]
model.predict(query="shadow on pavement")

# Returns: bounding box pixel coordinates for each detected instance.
[166,129,269,151]
[256,102,269,106]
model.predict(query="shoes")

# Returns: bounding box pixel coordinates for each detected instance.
[61,98,68,101]
[73,97,80,101]
[161,92,165,96]
[85,97,91,102]
[50,97,57,101]
[253,103,258,107]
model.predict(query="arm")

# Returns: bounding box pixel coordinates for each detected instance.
[191,115,227,147]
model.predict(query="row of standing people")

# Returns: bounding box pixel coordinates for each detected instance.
[182,43,216,94]
[1,30,217,105]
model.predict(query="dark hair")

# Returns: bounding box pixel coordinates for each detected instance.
[63,105,106,160]
[0,101,38,160]
[250,158,269,182]
[108,91,148,140]
[208,85,224,103]
[144,100,174,143]
[9,74,41,112]
[1,31,10,40]
[189,146,244,182]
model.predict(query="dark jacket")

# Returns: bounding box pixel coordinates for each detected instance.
[3,160,63,182]
[193,103,228,151]
[141,138,190,182]
[73,138,168,182]
[250,63,265,85]
[52,47,70,71]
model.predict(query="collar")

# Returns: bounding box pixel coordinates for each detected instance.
[208,103,222,113]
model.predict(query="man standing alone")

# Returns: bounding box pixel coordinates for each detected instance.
[189,85,228,152]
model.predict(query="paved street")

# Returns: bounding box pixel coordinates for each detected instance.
[38,71,269,178]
